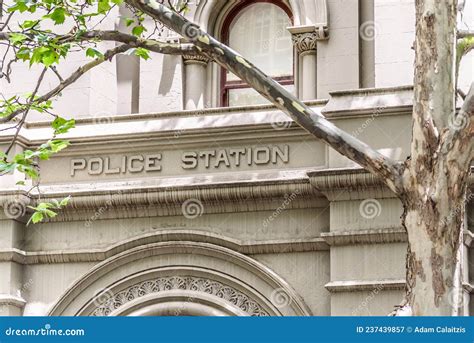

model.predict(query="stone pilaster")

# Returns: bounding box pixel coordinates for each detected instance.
[288,25,324,101]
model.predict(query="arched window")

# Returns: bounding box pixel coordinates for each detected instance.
[221,1,294,107]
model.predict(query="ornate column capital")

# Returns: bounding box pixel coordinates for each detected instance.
[182,54,211,66]
[288,25,329,54]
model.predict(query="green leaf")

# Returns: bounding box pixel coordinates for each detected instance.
[98,0,111,13]
[111,0,124,5]
[20,20,38,29]
[16,181,26,186]
[48,139,70,153]
[29,212,44,224]
[8,1,29,13]
[9,33,28,45]
[52,117,75,135]
[86,47,103,59]
[59,196,70,207]
[41,51,59,67]
[48,7,67,25]
[134,47,150,60]
[132,25,145,37]
[16,47,31,61]
[125,18,134,27]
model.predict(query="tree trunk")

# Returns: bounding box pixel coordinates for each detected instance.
[402,173,466,316]
[402,0,473,315]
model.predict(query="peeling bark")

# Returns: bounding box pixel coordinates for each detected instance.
[400,0,473,316]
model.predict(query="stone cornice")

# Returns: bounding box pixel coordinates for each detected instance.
[321,228,474,247]
[0,86,414,146]
[322,86,413,118]
[308,168,395,200]
[324,279,405,293]
[0,169,328,222]
[0,231,329,264]
[308,167,474,200]
[326,280,474,293]
[321,227,407,246]
[0,294,26,308]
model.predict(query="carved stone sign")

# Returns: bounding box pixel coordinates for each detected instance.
[70,145,290,177]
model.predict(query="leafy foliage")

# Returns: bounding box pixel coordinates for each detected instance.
[28,196,70,224]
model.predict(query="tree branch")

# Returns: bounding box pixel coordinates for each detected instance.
[458,30,474,38]
[126,0,404,193]
[5,67,48,155]
[0,44,132,124]
[0,30,201,56]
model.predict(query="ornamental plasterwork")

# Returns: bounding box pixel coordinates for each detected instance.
[292,32,318,53]
[91,276,269,316]
[290,25,329,54]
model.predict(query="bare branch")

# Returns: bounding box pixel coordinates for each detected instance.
[0,44,132,124]
[0,30,201,56]
[126,0,404,193]
[5,67,48,155]
[458,30,474,38]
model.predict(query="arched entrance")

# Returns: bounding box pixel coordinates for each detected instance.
[48,240,311,316]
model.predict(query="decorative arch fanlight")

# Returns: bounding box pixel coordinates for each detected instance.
[220,0,295,107]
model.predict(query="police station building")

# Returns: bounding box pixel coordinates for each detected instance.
[1,0,473,317]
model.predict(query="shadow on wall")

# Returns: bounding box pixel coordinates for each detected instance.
[158,55,179,96]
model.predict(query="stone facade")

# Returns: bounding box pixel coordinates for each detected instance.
[0,0,473,317]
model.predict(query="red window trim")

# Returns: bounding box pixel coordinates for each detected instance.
[220,0,294,107]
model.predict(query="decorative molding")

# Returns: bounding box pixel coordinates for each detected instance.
[91,276,269,317]
[183,54,211,65]
[0,294,26,308]
[321,228,407,246]
[325,279,405,293]
[0,174,325,222]
[48,241,312,316]
[322,86,413,117]
[291,31,318,53]
[315,25,329,41]
[288,25,328,54]
[0,231,329,265]
[308,168,395,200]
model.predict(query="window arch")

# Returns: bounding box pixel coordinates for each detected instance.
[221,1,294,107]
